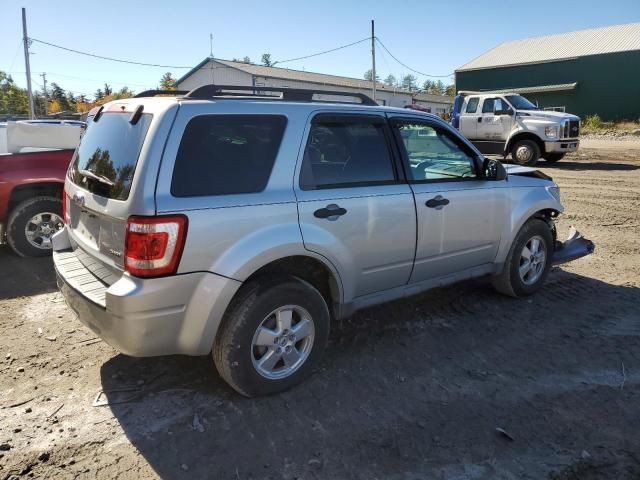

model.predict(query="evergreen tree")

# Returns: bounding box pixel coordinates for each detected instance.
[159,72,176,90]
[261,53,273,67]
[384,74,397,87]
[401,74,417,91]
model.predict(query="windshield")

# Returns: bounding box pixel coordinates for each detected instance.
[69,112,152,200]
[505,95,538,110]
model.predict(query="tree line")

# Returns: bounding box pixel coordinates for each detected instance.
[363,70,454,96]
[0,70,178,116]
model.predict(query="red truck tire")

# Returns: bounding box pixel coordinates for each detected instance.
[6,196,64,257]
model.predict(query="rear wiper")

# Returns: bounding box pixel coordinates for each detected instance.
[78,168,115,186]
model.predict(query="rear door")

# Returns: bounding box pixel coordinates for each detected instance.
[388,115,507,284]
[295,112,417,300]
[459,96,480,139]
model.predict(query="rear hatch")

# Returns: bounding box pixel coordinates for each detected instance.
[65,105,155,282]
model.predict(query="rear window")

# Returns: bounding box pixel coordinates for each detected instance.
[69,112,152,200]
[171,115,287,197]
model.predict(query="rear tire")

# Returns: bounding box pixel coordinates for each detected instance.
[6,196,63,258]
[492,218,553,297]
[543,153,565,163]
[213,275,330,397]
[511,139,540,166]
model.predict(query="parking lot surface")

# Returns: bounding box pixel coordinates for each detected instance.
[1,142,639,479]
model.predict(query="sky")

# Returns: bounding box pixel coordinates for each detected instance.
[2,0,639,99]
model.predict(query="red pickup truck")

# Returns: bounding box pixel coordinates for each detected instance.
[0,149,73,257]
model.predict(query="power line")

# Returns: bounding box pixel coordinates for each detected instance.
[29,37,193,69]
[7,39,23,75]
[375,38,453,78]
[39,71,153,88]
[274,37,370,65]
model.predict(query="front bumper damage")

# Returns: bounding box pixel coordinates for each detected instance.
[552,227,595,266]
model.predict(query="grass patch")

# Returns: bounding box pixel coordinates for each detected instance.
[582,115,640,134]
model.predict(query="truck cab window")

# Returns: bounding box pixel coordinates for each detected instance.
[465,97,479,113]
[482,98,497,113]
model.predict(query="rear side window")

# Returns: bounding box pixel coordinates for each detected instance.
[300,115,396,190]
[69,112,153,200]
[465,97,479,113]
[171,115,287,197]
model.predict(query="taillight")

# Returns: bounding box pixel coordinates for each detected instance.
[124,215,188,278]
[62,187,69,224]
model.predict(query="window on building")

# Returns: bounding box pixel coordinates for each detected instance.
[171,115,287,197]
[465,97,479,113]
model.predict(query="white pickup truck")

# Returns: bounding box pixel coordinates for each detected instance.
[451,92,580,166]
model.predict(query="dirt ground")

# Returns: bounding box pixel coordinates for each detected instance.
[1,141,639,480]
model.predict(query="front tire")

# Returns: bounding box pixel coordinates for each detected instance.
[6,196,64,258]
[213,276,330,397]
[543,153,565,163]
[492,218,553,297]
[511,139,540,166]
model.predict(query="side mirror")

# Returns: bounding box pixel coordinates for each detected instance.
[495,108,513,116]
[482,158,507,181]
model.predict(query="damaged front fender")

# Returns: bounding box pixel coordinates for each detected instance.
[552,227,595,266]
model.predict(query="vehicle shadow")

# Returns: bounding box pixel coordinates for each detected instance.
[541,160,639,171]
[100,271,640,479]
[0,246,58,300]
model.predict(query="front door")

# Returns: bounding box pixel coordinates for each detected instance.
[388,116,507,284]
[459,96,480,139]
[478,97,512,141]
[295,113,417,300]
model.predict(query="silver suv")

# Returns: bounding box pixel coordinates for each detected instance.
[53,85,594,397]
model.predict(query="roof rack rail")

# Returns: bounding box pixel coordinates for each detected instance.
[134,89,190,98]
[183,84,377,106]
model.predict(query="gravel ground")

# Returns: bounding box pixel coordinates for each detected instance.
[1,141,639,480]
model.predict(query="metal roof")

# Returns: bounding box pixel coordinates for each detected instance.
[413,92,454,104]
[460,83,578,95]
[457,23,640,72]
[177,58,452,101]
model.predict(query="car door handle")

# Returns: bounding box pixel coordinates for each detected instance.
[314,204,347,220]
[477,117,482,123]
[425,196,450,208]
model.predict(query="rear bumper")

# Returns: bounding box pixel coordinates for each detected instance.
[545,139,579,153]
[53,228,241,356]
[552,227,595,266]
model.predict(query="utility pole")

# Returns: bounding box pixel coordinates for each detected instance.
[40,72,48,115]
[22,8,36,119]
[371,20,376,103]
[209,33,215,84]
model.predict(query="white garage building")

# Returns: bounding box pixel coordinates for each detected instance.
[176,57,453,112]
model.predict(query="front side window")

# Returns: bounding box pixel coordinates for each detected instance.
[300,116,396,189]
[393,121,478,181]
[171,115,286,197]
[482,98,497,113]
[465,97,479,113]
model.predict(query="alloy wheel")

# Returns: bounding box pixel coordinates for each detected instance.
[519,235,547,285]
[250,305,315,380]
[24,212,64,250]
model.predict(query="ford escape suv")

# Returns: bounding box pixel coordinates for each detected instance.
[53,85,594,397]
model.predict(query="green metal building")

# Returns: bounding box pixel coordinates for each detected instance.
[455,23,640,121]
